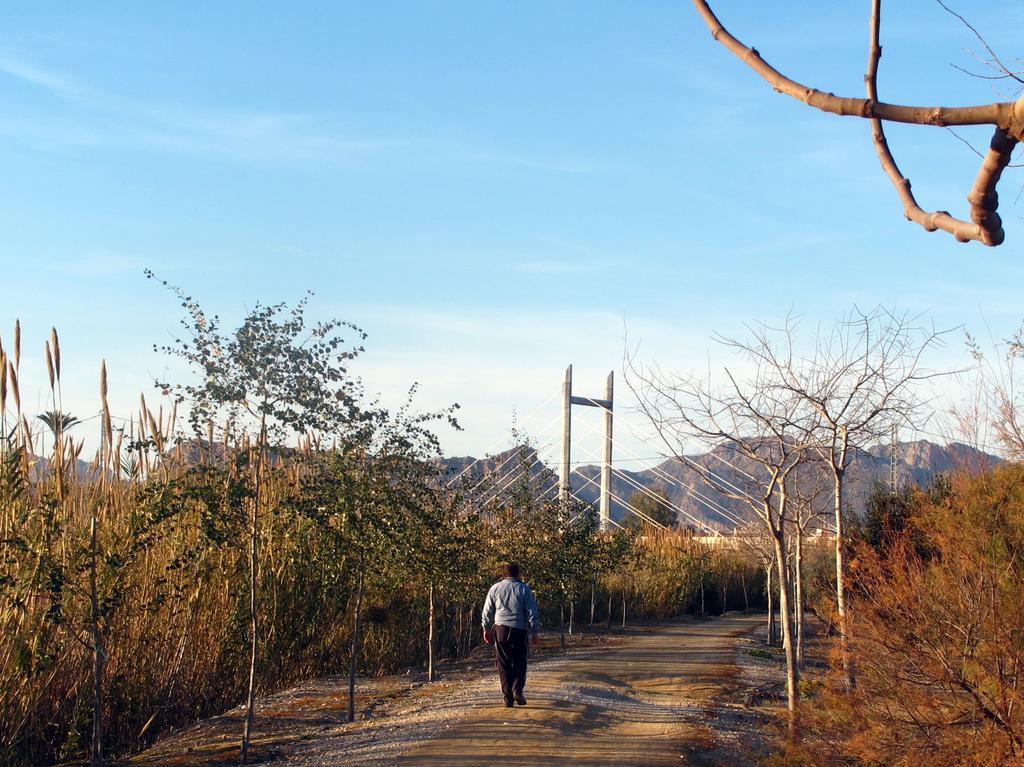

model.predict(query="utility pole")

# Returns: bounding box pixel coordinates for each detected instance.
[559,365,614,530]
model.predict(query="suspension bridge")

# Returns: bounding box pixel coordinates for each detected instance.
[442,364,996,541]
[445,365,764,537]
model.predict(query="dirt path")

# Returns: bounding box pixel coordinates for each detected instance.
[391,613,763,767]
[274,613,764,767]
[131,613,768,767]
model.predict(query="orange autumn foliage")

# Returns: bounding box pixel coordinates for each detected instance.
[799,464,1024,766]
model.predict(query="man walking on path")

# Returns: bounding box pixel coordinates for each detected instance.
[481,562,541,708]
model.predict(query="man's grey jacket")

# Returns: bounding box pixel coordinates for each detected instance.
[481,577,541,633]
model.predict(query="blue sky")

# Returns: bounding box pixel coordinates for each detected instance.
[2,1,1023,463]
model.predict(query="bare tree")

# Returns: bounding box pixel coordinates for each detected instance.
[692,0,1021,246]
[785,462,829,669]
[627,352,813,728]
[719,307,948,687]
[737,521,779,646]
[960,322,1024,461]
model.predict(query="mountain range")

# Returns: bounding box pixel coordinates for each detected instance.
[445,440,1000,530]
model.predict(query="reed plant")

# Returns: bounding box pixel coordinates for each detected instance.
[0,314,763,767]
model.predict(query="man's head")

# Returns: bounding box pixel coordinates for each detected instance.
[501,562,521,579]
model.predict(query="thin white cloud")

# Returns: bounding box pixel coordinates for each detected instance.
[0,51,618,175]
[0,52,89,100]
[0,51,407,167]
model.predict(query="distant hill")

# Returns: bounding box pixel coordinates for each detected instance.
[445,440,1001,530]
[22,452,103,482]
[444,446,558,498]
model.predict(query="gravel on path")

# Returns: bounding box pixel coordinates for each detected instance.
[130,613,772,767]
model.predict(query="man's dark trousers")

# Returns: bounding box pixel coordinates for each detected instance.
[493,625,528,700]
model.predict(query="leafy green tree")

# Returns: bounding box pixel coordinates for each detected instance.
[479,446,588,636]
[149,273,374,763]
[593,527,638,628]
[286,384,459,715]
[554,506,598,636]
[411,486,481,681]
[623,485,677,530]
[860,481,914,553]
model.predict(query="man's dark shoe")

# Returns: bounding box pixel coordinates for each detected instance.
[503,697,514,708]
[514,691,527,706]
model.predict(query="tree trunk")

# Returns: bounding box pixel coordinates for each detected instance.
[795,529,805,668]
[470,601,476,653]
[89,516,103,767]
[589,582,596,625]
[427,582,436,682]
[833,470,853,687]
[348,562,366,723]
[772,531,800,733]
[569,599,575,637]
[455,598,463,658]
[559,601,565,648]
[766,563,775,646]
[620,591,626,629]
[740,570,748,611]
[784,552,794,654]
[606,592,613,630]
[240,430,264,766]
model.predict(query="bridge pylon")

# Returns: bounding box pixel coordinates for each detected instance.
[559,365,614,531]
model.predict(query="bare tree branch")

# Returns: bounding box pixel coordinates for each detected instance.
[867,0,1013,246]
[935,0,1024,86]
[692,0,1023,246]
